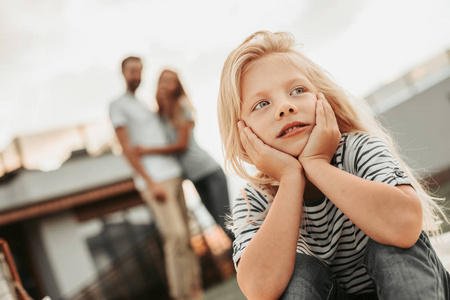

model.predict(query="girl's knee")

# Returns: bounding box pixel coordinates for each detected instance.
[364,238,391,260]
[363,232,443,287]
[364,231,427,265]
[363,235,447,300]
[281,254,337,300]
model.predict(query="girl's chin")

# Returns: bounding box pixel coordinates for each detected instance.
[272,147,301,157]
[273,141,306,157]
[290,144,307,157]
[289,152,301,157]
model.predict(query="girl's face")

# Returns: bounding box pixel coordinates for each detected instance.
[240,55,319,157]
[158,71,179,95]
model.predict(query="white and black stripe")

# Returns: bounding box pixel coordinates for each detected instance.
[232,132,411,295]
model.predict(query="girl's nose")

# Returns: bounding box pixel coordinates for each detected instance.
[275,101,298,120]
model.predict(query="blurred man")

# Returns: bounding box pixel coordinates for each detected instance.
[109,57,201,300]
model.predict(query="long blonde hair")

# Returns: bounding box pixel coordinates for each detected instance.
[217,31,445,234]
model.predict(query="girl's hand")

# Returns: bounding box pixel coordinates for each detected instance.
[238,120,302,181]
[299,93,341,165]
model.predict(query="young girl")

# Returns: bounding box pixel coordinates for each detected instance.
[136,69,232,240]
[217,31,449,300]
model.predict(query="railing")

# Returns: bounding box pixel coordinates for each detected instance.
[0,239,33,300]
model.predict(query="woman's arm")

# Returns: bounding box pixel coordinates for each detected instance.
[299,96,422,248]
[236,122,305,300]
[136,121,193,155]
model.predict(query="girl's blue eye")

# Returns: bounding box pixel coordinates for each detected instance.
[291,87,305,95]
[254,100,270,110]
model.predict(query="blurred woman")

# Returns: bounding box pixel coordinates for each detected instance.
[137,69,232,240]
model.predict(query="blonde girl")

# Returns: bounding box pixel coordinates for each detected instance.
[217,31,449,300]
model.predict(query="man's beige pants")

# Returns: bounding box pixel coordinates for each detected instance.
[140,177,201,299]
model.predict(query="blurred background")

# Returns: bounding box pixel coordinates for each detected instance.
[0,0,449,299]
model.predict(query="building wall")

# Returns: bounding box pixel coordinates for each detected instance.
[28,212,98,299]
[378,76,450,175]
[26,220,61,298]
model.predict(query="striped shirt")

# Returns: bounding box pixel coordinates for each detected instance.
[231,132,412,295]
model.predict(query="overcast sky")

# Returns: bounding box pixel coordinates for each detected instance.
[1,0,449,163]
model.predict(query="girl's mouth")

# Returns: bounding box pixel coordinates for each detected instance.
[278,122,309,138]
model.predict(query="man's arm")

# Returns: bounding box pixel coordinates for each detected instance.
[115,126,167,202]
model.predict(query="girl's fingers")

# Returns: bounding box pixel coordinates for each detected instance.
[238,121,269,162]
[318,93,337,128]
[238,121,251,149]
[322,97,338,129]
[321,95,332,122]
[315,96,326,127]
[317,93,328,127]
[238,121,257,155]
[244,126,266,150]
